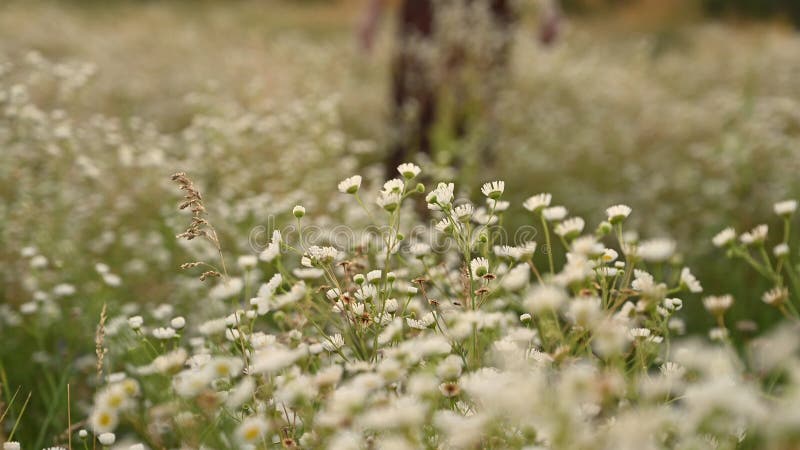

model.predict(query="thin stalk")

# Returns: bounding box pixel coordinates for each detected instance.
[540,214,555,275]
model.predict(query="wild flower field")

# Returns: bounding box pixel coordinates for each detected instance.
[2,1,800,449]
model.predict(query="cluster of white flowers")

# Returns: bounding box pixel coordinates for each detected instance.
[46,170,797,449]
[5,19,800,448]
[714,199,800,324]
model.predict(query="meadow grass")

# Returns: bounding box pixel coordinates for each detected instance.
[1,0,800,447]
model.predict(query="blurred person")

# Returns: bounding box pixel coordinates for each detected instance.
[359,0,561,178]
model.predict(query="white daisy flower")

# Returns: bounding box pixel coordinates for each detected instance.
[435,218,461,234]
[152,327,176,340]
[762,286,788,306]
[660,362,686,378]
[629,327,652,339]
[53,283,76,296]
[637,238,676,262]
[259,230,282,262]
[567,296,601,327]
[774,243,789,257]
[596,267,618,277]
[494,245,521,260]
[542,206,568,222]
[524,284,568,313]
[376,191,402,212]
[679,267,702,293]
[322,333,345,352]
[709,327,729,341]
[426,182,455,210]
[355,284,377,302]
[703,294,733,315]
[382,178,405,194]
[409,242,430,256]
[397,163,421,179]
[407,313,435,330]
[501,264,529,291]
[480,181,505,199]
[128,315,143,330]
[384,298,399,313]
[204,356,244,379]
[712,227,736,248]
[605,204,632,224]
[600,248,618,263]
[554,217,585,238]
[237,255,257,269]
[303,246,339,266]
[338,175,362,194]
[663,297,683,311]
[470,257,490,278]
[170,316,186,330]
[236,416,270,445]
[740,225,768,245]
[98,433,116,446]
[89,408,119,433]
[472,207,498,225]
[486,198,510,211]
[293,268,325,279]
[453,203,474,221]
[518,241,538,257]
[774,199,797,216]
[571,235,604,256]
[523,193,551,213]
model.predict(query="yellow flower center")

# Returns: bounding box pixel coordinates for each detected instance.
[243,426,260,441]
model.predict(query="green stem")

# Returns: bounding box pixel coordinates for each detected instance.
[540,214,554,276]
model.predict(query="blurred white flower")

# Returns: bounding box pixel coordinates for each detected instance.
[523,193,551,213]
[481,181,505,199]
[338,175,362,194]
[397,163,421,179]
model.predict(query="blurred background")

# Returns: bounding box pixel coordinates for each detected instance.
[2,0,800,443]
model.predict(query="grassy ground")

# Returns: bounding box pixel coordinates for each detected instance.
[2,0,800,444]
